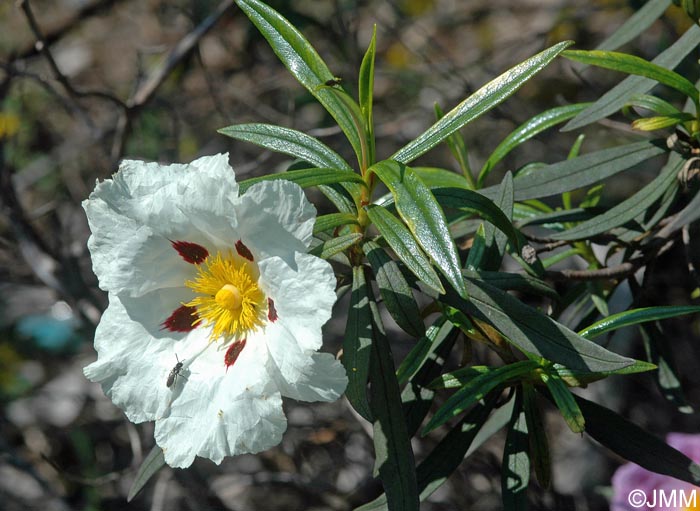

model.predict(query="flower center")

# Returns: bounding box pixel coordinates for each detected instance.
[184,251,266,340]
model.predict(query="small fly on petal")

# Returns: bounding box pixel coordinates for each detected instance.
[167,354,186,388]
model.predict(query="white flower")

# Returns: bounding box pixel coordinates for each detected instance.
[83,154,347,468]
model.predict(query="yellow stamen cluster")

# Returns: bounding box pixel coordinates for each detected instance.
[185,251,266,340]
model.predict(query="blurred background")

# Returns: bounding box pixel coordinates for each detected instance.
[1,0,699,509]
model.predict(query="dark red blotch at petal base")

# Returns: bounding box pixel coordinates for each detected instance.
[224,339,247,371]
[268,298,278,322]
[235,240,254,261]
[171,240,209,264]
[162,305,199,332]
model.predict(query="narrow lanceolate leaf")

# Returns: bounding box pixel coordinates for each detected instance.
[626,93,683,116]
[238,167,365,193]
[363,240,425,337]
[366,205,444,295]
[357,398,496,511]
[578,305,700,340]
[423,360,540,433]
[564,25,700,131]
[540,370,585,433]
[396,316,454,386]
[444,277,635,373]
[576,395,700,486]
[431,185,520,251]
[596,0,671,51]
[391,41,573,164]
[562,50,700,108]
[370,160,468,298]
[310,232,362,259]
[478,140,667,202]
[359,25,377,165]
[478,103,591,185]
[127,446,166,502]
[313,212,359,234]
[435,103,475,188]
[219,123,353,171]
[481,171,514,271]
[412,167,472,189]
[552,155,681,241]
[234,0,364,162]
[342,266,373,421]
[502,388,530,511]
[633,113,695,131]
[553,360,657,388]
[369,286,420,511]
[522,384,551,489]
[463,270,559,301]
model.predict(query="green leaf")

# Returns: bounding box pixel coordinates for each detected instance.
[444,277,636,373]
[363,240,426,337]
[564,25,700,131]
[522,384,551,489]
[553,359,657,387]
[313,212,359,234]
[551,154,681,240]
[478,103,591,185]
[359,25,377,165]
[412,166,472,189]
[578,305,700,340]
[342,266,374,421]
[391,41,573,164]
[576,395,700,485]
[540,370,585,433]
[238,167,365,193]
[626,93,683,116]
[368,284,420,511]
[465,223,488,270]
[563,50,700,108]
[366,205,444,295]
[502,387,530,511]
[423,360,539,433]
[218,123,353,171]
[479,140,667,202]
[370,161,468,297]
[234,0,365,163]
[463,270,559,301]
[595,0,671,51]
[435,103,476,188]
[633,113,695,131]
[357,397,497,511]
[309,232,362,259]
[432,185,520,252]
[396,316,455,386]
[127,446,166,502]
[481,171,515,271]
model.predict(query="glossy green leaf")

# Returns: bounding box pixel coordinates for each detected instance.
[553,359,657,388]
[423,360,539,433]
[392,41,572,164]
[578,305,700,340]
[412,166,471,189]
[478,103,591,185]
[481,171,515,271]
[463,270,559,301]
[576,395,700,485]
[396,316,455,386]
[432,184,520,252]
[596,0,671,51]
[313,212,359,234]
[359,25,377,165]
[563,50,699,108]
[632,113,695,130]
[435,103,476,188]
[627,93,683,116]
[444,277,636,373]
[368,284,420,511]
[465,223,488,270]
[480,140,666,202]
[370,161,468,297]
[522,384,551,489]
[234,0,364,163]
[540,370,585,433]
[366,204,444,295]
[564,25,700,131]
[357,397,496,511]
[219,123,353,171]
[238,167,364,193]
[363,240,425,337]
[342,266,373,421]
[551,155,681,240]
[309,232,362,259]
[127,446,165,502]
[502,388,530,511]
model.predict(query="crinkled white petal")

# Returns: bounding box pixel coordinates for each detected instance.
[234,180,316,264]
[258,253,336,351]
[83,154,239,296]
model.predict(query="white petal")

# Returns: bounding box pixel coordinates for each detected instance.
[234,180,315,264]
[261,322,347,402]
[258,253,336,351]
